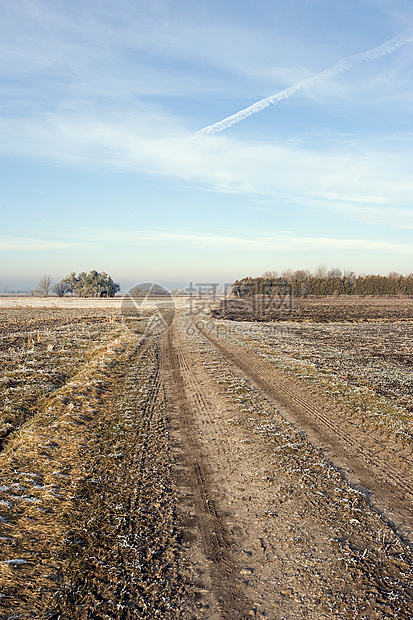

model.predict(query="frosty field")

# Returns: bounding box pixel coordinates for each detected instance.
[0,299,412,618]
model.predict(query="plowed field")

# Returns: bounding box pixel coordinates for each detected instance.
[0,302,412,618]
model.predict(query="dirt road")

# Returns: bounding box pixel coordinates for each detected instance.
[1,308,413,618]
[161,312,413,618]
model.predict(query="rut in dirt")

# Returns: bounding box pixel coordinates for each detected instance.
[0,330,196,619]
[1,307,413,619]
[202,325,413,547]
[161,324,256,619]
[164,313,413,619]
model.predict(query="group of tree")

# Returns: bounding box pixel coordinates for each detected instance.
[232,267,413,297]
[31,271,120,297]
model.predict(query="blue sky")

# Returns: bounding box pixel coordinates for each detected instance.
[1,0,413,291]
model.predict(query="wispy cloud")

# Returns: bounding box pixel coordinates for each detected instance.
[7,226,412,254]
[2,109,413,230]
[0,236,78,251]
[196,27,413,135]
[2,0,413,284]
[53,226,413,255]
[1,0,300,115]
[310,193,413,229]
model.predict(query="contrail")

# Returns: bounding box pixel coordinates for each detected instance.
[195,28,413,136]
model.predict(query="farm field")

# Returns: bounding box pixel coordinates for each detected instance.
[0,300,412,618]
[214,296,413,323]
[0,295,196,310]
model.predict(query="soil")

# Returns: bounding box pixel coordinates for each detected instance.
[213,296,413,323]
[0,305,412,618]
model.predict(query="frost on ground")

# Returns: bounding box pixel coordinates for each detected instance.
[216,319,413,444]
[0,303,413,618]
[0,308,192,618]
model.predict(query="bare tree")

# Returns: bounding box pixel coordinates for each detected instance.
[293,269,310,280]
[314,264,328,278]
[328,267,342,278]
[52,281,70,297]
[281,269,293,280]
[32,275,53,297]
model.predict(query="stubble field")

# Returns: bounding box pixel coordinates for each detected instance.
[0,298,412,618]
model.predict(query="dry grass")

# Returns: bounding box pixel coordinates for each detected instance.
[2,304,413,617]
[0,308,122,447]
[0,309,192,618]
[0,329,130,616]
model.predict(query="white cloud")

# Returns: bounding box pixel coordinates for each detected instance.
[4,227,412,255]
[0,0,312,112]
[2,108,413,230]
[310,193,413,229]
[196,27,413,135]
[0,236,78,251]
[59,226,413,255]
[6,0,412,131]
[2,0,413,251]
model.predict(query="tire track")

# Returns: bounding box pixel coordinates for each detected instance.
[161,321,255,619]
[200,323,413,544]
[173,333,232,463]
[55,332,194,619]
[124,346,163,530]
[168,315,413,618]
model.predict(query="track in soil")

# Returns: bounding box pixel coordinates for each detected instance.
[160,313,413,619]
[2,309,413,618]
[201,323,413,547]
[162,324,255,618]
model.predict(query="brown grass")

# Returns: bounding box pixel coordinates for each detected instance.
[0,310,191,618]
[0,331,129,616]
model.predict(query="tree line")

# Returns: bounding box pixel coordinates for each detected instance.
[232,269,413,297]
[31,271,120,297]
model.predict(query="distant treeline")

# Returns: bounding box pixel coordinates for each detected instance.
[232,272,413,297]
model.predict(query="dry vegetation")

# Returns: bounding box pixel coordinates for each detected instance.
[0,300,412,618]
[215,318,413,445]
[0,308,121,447]
[214,296,413,323]
[0,308,192,618]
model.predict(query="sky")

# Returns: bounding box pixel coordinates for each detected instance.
[1,0,413,291]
